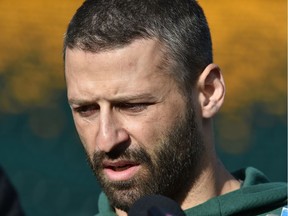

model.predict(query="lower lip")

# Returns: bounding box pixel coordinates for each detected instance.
[103,165,140,182]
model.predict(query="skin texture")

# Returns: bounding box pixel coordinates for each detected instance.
[65,38,240,216]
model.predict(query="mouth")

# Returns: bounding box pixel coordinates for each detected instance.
[103,161,141,181]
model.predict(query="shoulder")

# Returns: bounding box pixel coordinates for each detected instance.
[185,167,287,216]
[232,167,287,215]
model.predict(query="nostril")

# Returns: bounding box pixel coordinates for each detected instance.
[106,140,131,159]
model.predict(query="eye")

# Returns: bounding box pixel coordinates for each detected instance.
[117,102,151,113]
[73,104,99,117]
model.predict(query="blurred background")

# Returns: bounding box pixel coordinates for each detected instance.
[0,0,286,215]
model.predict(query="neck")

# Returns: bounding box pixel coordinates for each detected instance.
[179,152,241,210]
[115,209,127,216]
[178,120,241,210]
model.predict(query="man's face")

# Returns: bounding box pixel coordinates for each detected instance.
[65,39,204,212]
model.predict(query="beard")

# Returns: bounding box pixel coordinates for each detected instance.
[86,104,205,212]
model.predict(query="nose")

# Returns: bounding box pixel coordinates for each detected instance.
[95,109,129,153]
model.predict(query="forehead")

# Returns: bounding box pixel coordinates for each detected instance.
[64,39,180,102]
[65,38,168,77]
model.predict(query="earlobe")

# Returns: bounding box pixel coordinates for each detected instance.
[197,64,225,118]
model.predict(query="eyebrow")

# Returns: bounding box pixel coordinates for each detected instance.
[68,93,157,106]
[68,98,92,106]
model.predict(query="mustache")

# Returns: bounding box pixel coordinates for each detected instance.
[91,146,152,168]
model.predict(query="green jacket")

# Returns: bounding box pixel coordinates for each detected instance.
[95,167,287,216]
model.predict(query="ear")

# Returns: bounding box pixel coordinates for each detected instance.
[197,63,225,118]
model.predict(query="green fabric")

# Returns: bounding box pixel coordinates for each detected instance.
[95,167,287,216]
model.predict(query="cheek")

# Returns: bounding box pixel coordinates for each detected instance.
[126,111,178,151]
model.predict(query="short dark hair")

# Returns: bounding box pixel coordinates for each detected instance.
[64,0,213,92]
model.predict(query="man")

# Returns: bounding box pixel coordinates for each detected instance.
[63,0,287,215]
